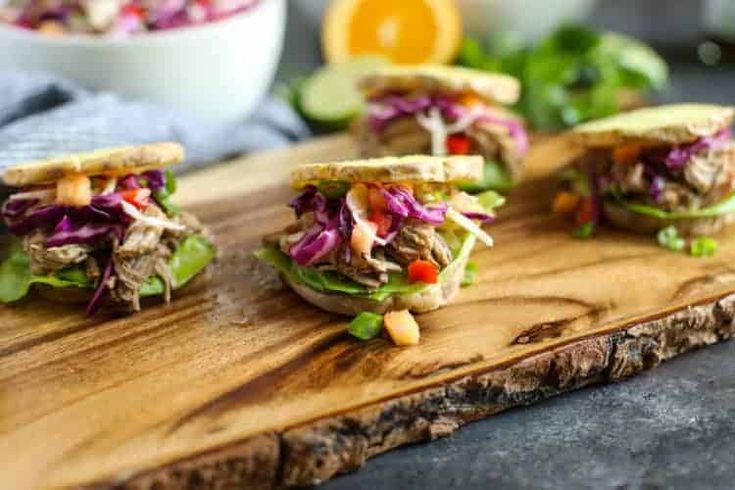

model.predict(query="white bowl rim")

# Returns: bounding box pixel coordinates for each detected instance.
[0,0,276,47]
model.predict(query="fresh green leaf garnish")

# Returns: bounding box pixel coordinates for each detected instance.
[477,190,506,213]
[462,261,478,287]
[690,237,718,257]
[456,24,668,130]
[459,160,514,193]
[608,191,735,220]
[571,222,595,239]
[140,234,216,296]
[348,312,384,340]
[0,238,90,303]
[153,169,181,216]
[317,180,350,199]
[656,226,686,252]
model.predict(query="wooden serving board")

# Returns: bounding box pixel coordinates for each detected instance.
[3,134,735,489]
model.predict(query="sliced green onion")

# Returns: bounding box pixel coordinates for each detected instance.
[348,312,384,340]
[462,261,478,287]
[317,180,350,198]
[571,222,595,239]
[656,226,685,252]
[690,237,718,257]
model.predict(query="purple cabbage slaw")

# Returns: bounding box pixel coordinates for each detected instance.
[284,184,493,267]
[3,0,259,36]
[366,94,529,156]
[615,128,733,203]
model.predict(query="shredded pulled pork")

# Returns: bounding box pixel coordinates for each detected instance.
[353,114,522,179]
[19,203,201,311]
[602,146,735,212]
[24,231,91,275]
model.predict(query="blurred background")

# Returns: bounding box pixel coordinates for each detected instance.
[0,0,733,167]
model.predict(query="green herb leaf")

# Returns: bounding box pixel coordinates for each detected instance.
[348,312,384,340]
[656,226,685,252]
[459,160,514,193]
[571,222,595,239]
[153,169,181,216]
[317,180,350,199]
[0,238,90,303]
[690,237,718,257]
[608,190,735,219]
[476,190,506,213]
[462,261,478,287]
[140,234,216,296]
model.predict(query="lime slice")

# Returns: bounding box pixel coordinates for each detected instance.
[300,55,389,129]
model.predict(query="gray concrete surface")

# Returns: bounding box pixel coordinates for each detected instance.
[324,341,735,489]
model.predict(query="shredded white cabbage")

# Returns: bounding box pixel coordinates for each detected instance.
[445,207,494,247]
[99,178,118,195]
[120,200,185,232]
[9,188,56,201]
[416,106,484,156]
[416,107,448,156]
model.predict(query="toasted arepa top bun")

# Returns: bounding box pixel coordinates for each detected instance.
[2,142,184,187]
[573,104,735,148]
[358,65,521,106]
[290,155,484,190]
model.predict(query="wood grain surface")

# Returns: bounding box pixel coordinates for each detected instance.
[2,134,735,489]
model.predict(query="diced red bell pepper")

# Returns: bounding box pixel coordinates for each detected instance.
[446,134,471,155]
[121,188,151,209]
[121,3,145,17]
[575,197,594,225]
[369,210,392,237]
[407,260,439,284]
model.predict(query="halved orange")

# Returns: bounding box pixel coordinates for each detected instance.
[322,0,462,65]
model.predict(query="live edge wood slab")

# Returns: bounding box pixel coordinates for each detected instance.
[3,134,735,489]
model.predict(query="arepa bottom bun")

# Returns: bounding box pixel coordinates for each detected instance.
[602,201,733,237]
[283,250,470,316]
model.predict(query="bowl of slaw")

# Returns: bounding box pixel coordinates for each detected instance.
[0,0,286,125]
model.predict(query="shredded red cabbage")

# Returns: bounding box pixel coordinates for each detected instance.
[1,198,38,219]
[286,185,450,266]
[657,128,731,170]
[86,259,114,317]
[288,225,342,267]
[461,212,495,223]
[380,186,447,225]
[142,169,166,192]
[47,222,125,247]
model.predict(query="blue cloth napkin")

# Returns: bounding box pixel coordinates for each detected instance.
[0,70,311,175]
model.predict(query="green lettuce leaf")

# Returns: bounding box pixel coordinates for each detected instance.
[153,169,181,216]
[608,191,735,220]
[0,238,90,303]
[459,160,514,193]
[254,232,477,303]
[0,234,215,303]
[139,234,217,296]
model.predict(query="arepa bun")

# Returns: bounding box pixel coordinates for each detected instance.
[359,65,521,106]
[2,142,184,187]
[573,104,735,148]
[290,155,484,189]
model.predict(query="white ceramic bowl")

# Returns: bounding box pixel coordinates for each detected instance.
[0,0,286,125]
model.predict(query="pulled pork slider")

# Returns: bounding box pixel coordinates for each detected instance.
[554,104,735,237]
[255,155,504,315]
[353,65,528,193]
[0,143,216,314]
